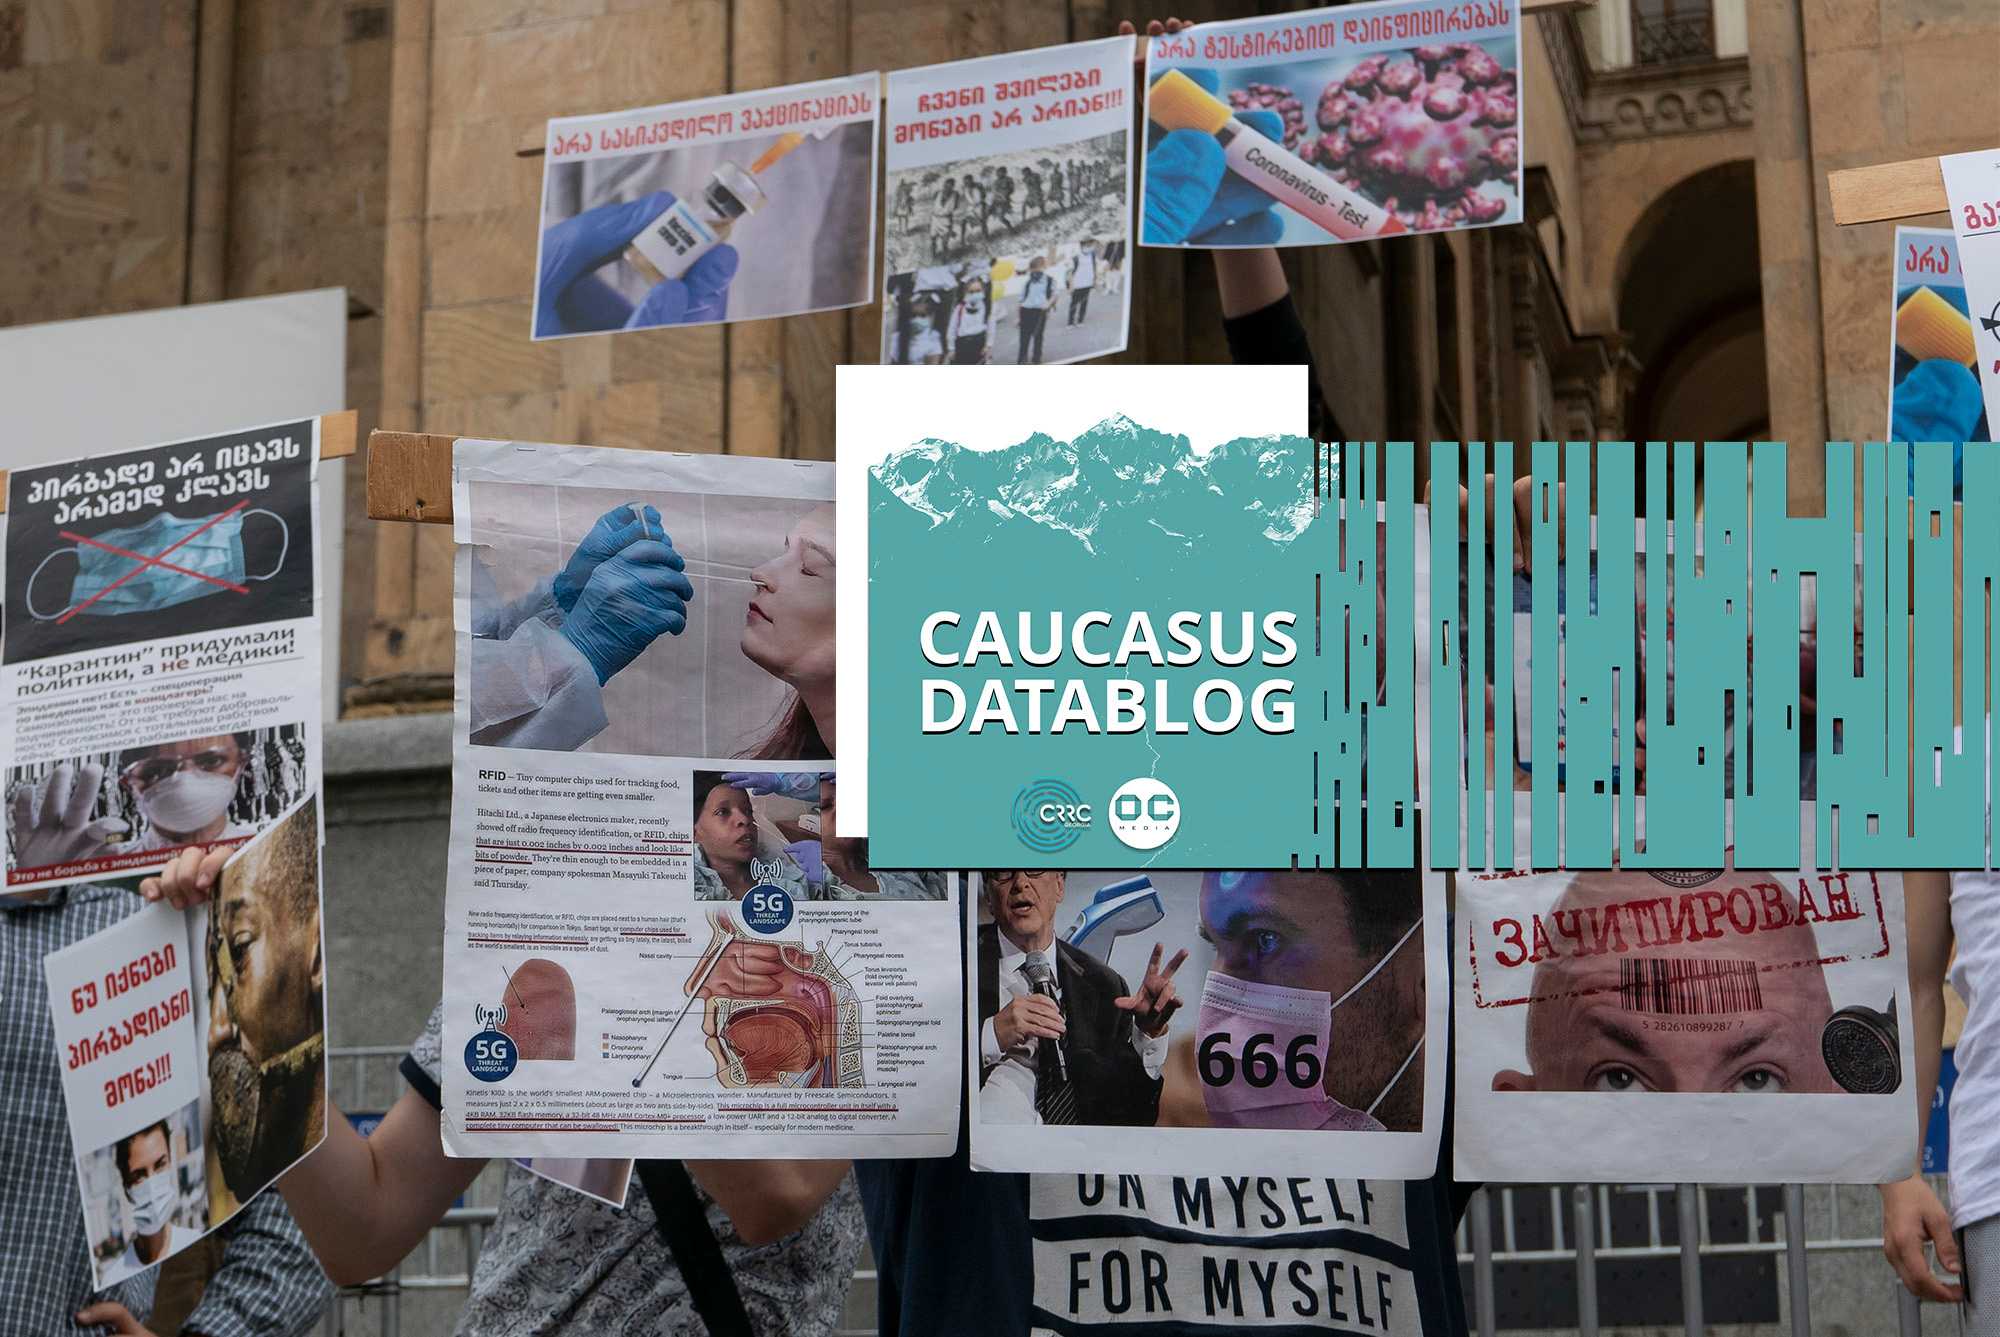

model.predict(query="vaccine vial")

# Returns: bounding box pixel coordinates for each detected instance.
[625,162,767,285]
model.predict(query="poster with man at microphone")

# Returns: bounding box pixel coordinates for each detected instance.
[966,867,1446,1177]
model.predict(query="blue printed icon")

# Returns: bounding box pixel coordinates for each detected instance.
[742,884,794,934]
[465,1029,518,1083]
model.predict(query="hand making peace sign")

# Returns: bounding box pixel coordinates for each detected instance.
[1114,942,1189,1038]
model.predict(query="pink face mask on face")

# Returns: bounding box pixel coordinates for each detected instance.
[1196,918,1422,1132]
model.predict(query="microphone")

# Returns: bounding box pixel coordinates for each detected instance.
[1020,951,1069,1084]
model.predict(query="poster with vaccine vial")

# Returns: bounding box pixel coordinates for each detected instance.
[532,73,881,338]
[966,867,1446,1177]
[441,438,961,1158]
[2,418,325,893]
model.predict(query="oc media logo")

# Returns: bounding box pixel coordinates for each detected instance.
[1109,777,1180,851]
[1013,778,1091,853]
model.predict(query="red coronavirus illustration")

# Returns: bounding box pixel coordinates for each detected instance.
[1227,82,1310,151]
[1303,44,1520,231]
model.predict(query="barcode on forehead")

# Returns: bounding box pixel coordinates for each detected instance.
[1617,958,1764,1015]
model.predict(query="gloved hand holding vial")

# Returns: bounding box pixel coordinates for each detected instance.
[533,75,882,338]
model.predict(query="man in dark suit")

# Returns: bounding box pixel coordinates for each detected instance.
[977,870,1184,1126]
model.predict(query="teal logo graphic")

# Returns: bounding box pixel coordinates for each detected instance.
[1109,778,1180,851]
[1013,779,1090,853]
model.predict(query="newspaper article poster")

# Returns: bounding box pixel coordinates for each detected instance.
[967,866,1445,1177]
[534,73,881,338]
[1454,797,1916,1183]
[443,439,959,1158]
[882,36,1134,368]
[44,793,327,1287]
[1890,226,1986,452]
[1139,0,1521,248]
[4,420,322,893]
[1028,1173,1438,1333]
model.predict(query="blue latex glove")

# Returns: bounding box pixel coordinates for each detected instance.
[721,771,824,802]
[783,839,827,888]
[557,541,695,684]
[554,504,669,613]
[1895,359,1984,498]
[535,191,740,337]
[1142,70,1285,246]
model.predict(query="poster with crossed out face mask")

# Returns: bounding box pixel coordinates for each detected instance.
[1453,795,1916,1183]
[2,420,322,893]
[967,867,1446,1177]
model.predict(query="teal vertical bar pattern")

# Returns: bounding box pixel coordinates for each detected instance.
[1529,442,1561,867]
[1429,441,1462,870]
[1375,444,1416,866]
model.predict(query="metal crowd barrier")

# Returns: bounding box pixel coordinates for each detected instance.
[318,1047,1945,1336]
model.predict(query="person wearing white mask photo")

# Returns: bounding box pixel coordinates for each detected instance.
[110,1120,191,1281]
[109,735,259,853]
[9,735,262,878]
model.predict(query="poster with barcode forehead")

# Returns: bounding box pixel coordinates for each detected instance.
[1454,797,1915,1183]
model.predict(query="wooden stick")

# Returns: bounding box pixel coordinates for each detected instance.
[365,429,458,524]
[0,410,357,514]
[1829,156,1948,226]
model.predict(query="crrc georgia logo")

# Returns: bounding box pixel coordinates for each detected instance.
[1109,777,1180,850]
[1012,778,1091,853]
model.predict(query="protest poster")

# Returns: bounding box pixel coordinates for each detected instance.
[44,795,327,1286]
[4,420,322,893]
[882,36,1134,367]
[533,74,880,338]
[441,438,959,1158]
[1454,797,1916,1183]
[1026,1173,1455,1334]
[967,866,1446,1178]
[1139,0,1520,248]
[1890,226,1986,473]
[1939,151,2000,442]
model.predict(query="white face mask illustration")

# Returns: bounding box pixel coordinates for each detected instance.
[1197,917,1422,1131]
[125,1166,177,1235]
[138,769,238,835]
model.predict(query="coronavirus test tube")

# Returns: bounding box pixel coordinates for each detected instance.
[1147,69,1405,243]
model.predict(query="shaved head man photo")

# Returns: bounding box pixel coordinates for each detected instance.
[1491,868,1846,1095]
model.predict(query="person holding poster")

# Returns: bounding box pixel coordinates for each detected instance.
[143,846,864,1336]
[1,882,330,1334]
